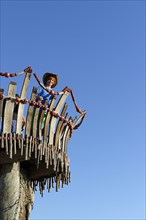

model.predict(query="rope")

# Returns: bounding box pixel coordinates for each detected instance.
[0,94,74,136]
[0,66,32,78]
[33,72,87,126]
[33,73,63,96]
[0,67,86,132]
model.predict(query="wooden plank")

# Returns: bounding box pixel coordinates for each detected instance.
[1,133,4,148]
[16,72,31,134]
[58,114,69,152]
[62,117,71,152]
[0,88,4,118]
[64,116,79,153]
[37,98,49,166]
[3,82,17,133]
[9,133,13,159]
[57,113,68,151]
[48,91,69,145]
[43,97,56,143]
[29,136,32,157]
[38,100,48,141]
[5,133,8,155]
[32,106,40,139]
[25,87,37,136]
[0,88,4,137]
[54,103,68,148]
[13,133,16,154]
[25,135,29,160]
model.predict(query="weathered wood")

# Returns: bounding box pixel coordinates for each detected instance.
[13,133,17,154]
[54,103,68,148]
[0,69,87,219]
[25,135,29,160]
[64,116,78,152]
[0,88,4,141]
[1,133,4,148]
[57,113,68,151]
[9,133,13,159]
[25,87,37,136]
[43,97,56,143]
[48,91,69,145]
[21,135,24,156]
[16,72,31,134]
[29,136,32,158]
[5,133,8,155]
[62,117,71,152]
[32,105,40,140]
[3,82,16,133]
[0,70,86,201]
[38,100,48,141]
[59,114,69,152]
[0,88,4,119]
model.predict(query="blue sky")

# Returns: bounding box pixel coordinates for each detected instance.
[0,0,145,220]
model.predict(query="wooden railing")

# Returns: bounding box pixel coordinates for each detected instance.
[0,70,86,194]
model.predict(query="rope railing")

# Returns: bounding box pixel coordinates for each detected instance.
[33,72,86,115]
[0,66,86,113]
[0,66,86,132]
[0,96,85,139]
[0,94,74,131]
[0,66,32,77]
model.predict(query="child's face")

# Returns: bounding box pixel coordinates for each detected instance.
[46,76,56,87]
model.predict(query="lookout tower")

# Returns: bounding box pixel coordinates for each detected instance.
[0,67,86,220]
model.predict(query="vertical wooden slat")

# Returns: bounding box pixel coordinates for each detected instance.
[31,92,39,160]
[5,133,8,155]
[16,72,31,134]
[29,136,32,157]
[57,113,68,151]
[65,114,84,153]
[25,87,37,136]
[0,88,4,147]
[48,91,69,145]
[0,88,4,118]
[1,133,4,148]
[38,100,48,141]
[54,103,68,148]
[25,135,29,160]
[43,97,56,143]
[32,106,40,139]
[61,117,71,152]
[13,133,16,154]
[46,146,49,168]
[32,136,35,152]
[64,116,78,153]
[58,114,69,152]
[3,82,17,134]
[20,135,24,155]
[9,133,13,159]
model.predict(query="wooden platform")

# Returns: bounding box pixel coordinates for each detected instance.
[0,71,84,193]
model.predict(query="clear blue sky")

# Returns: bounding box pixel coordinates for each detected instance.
[0,0,145,220]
